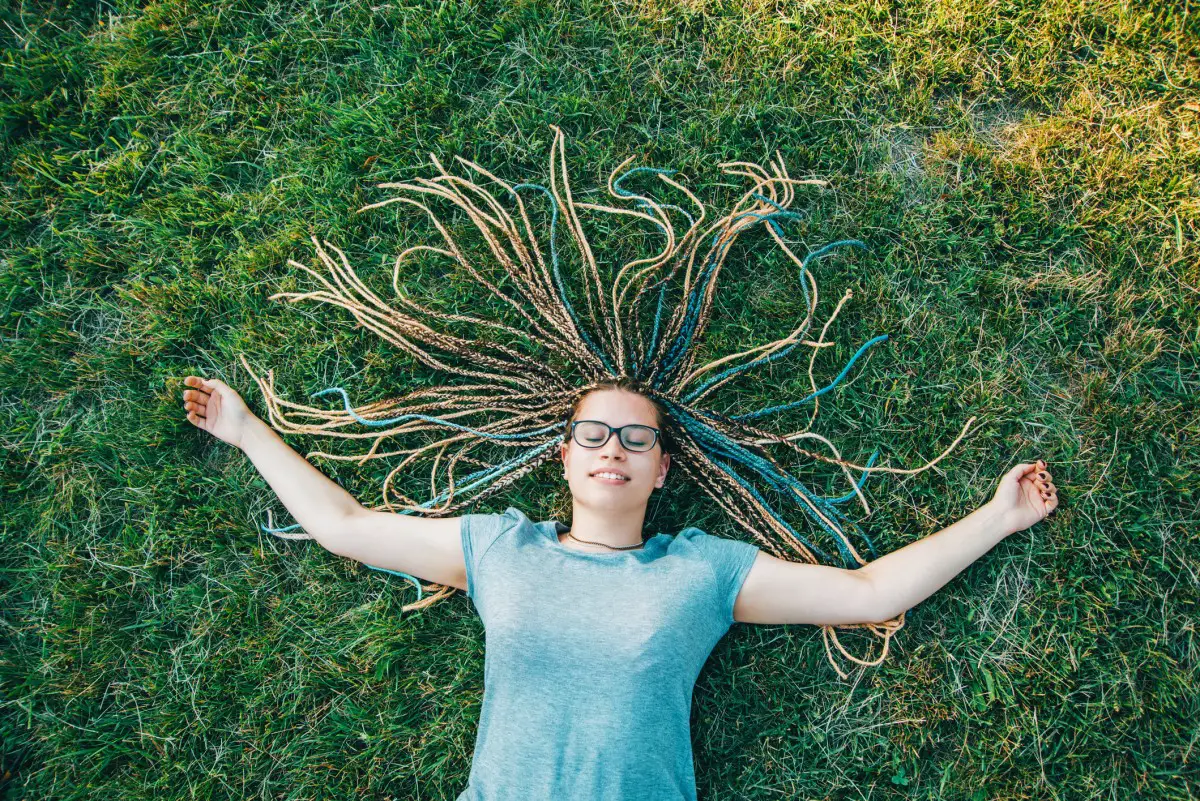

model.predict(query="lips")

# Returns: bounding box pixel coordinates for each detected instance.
[590,470,630,483]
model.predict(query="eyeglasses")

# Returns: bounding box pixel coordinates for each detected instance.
[568,420,661,453]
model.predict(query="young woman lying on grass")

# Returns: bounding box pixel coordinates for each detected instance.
[181,371,1058,801]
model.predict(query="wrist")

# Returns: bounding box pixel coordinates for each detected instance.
[981,500,1019,538]
[237,414,273,454]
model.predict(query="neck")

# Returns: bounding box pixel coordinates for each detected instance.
[563,500,648,550]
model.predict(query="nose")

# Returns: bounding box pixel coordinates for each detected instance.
[599,432,628,459]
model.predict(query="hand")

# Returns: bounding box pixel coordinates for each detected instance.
[987,459,1059,534]
[182,375,257,451]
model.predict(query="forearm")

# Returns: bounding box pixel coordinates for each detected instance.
[862,502,1017,621]
[239,416,363,549]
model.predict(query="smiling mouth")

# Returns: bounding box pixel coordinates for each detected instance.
[591,472,630,483]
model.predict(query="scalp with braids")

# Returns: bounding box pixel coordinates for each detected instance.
[246,125,977,678]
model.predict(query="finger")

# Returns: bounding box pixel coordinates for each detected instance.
[184,401,205,417]
[183,378,212,397]
[1008,462,1039,482]
[187,411,203,426]
[182,389,209,404]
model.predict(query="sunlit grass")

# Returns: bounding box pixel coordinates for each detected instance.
[2,0,1196,798]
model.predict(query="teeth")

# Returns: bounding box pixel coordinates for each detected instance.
[594,473,628,480]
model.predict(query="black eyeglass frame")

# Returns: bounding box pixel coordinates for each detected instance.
[567,420,661,452]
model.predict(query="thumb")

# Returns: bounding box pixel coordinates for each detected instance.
[1004,462,1039,483]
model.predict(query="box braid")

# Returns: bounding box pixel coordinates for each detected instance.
[247,125,978,678]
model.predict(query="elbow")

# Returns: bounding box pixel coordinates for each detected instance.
[308,511,362,557]
[866,602,906,626]
[860,569,906,625]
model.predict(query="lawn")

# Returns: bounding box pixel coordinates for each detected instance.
[1,0,1197,798]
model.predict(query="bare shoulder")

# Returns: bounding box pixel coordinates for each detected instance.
[330,509,467,591]
[732,550,884,626]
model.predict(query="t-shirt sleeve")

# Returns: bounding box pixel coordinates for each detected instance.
[459,507,521,600]
[690,531,761,626]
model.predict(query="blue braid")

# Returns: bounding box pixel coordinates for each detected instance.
[676,405,840,523]
[826,449,881,558]
[653,209,809,388]
[612,167,697,228]
[510,182,617,374]
[612,166,696,376]
[729,333,889,421]
[665,401,869,566]
[702,454,835,563]
[648,234,732,389]
[681,240,871,402]
[642,281,669,380]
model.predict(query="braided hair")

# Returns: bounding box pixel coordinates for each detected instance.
[246,125,977,678]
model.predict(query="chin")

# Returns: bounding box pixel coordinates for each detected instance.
[583,490,648,509]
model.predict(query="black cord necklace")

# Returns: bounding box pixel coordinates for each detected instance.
[564,531,645,551]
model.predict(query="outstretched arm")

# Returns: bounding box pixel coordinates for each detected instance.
[860,500,1015,623]
[733,460,1059,626]
[182,375,365,551]
[865,459,1057,621]
[184,375,469,588]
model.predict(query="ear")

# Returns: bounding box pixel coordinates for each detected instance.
[656,451,670,488]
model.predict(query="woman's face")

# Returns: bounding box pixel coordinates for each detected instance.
[560,390,670,511]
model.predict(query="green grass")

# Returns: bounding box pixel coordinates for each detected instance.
[2,0,1197,798]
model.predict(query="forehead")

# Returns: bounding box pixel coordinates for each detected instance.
[575,389,658,426]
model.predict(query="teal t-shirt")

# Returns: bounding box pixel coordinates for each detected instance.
[454,506,760,801]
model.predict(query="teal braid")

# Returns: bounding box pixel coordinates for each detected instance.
[665,400,867,566]
[702,455,836,563]
[248,129,975,673]
[510,182,617,375]
[729,333,890,421]
[612,166,697,376]
[651,208,807,388]
[680,240,871,403]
